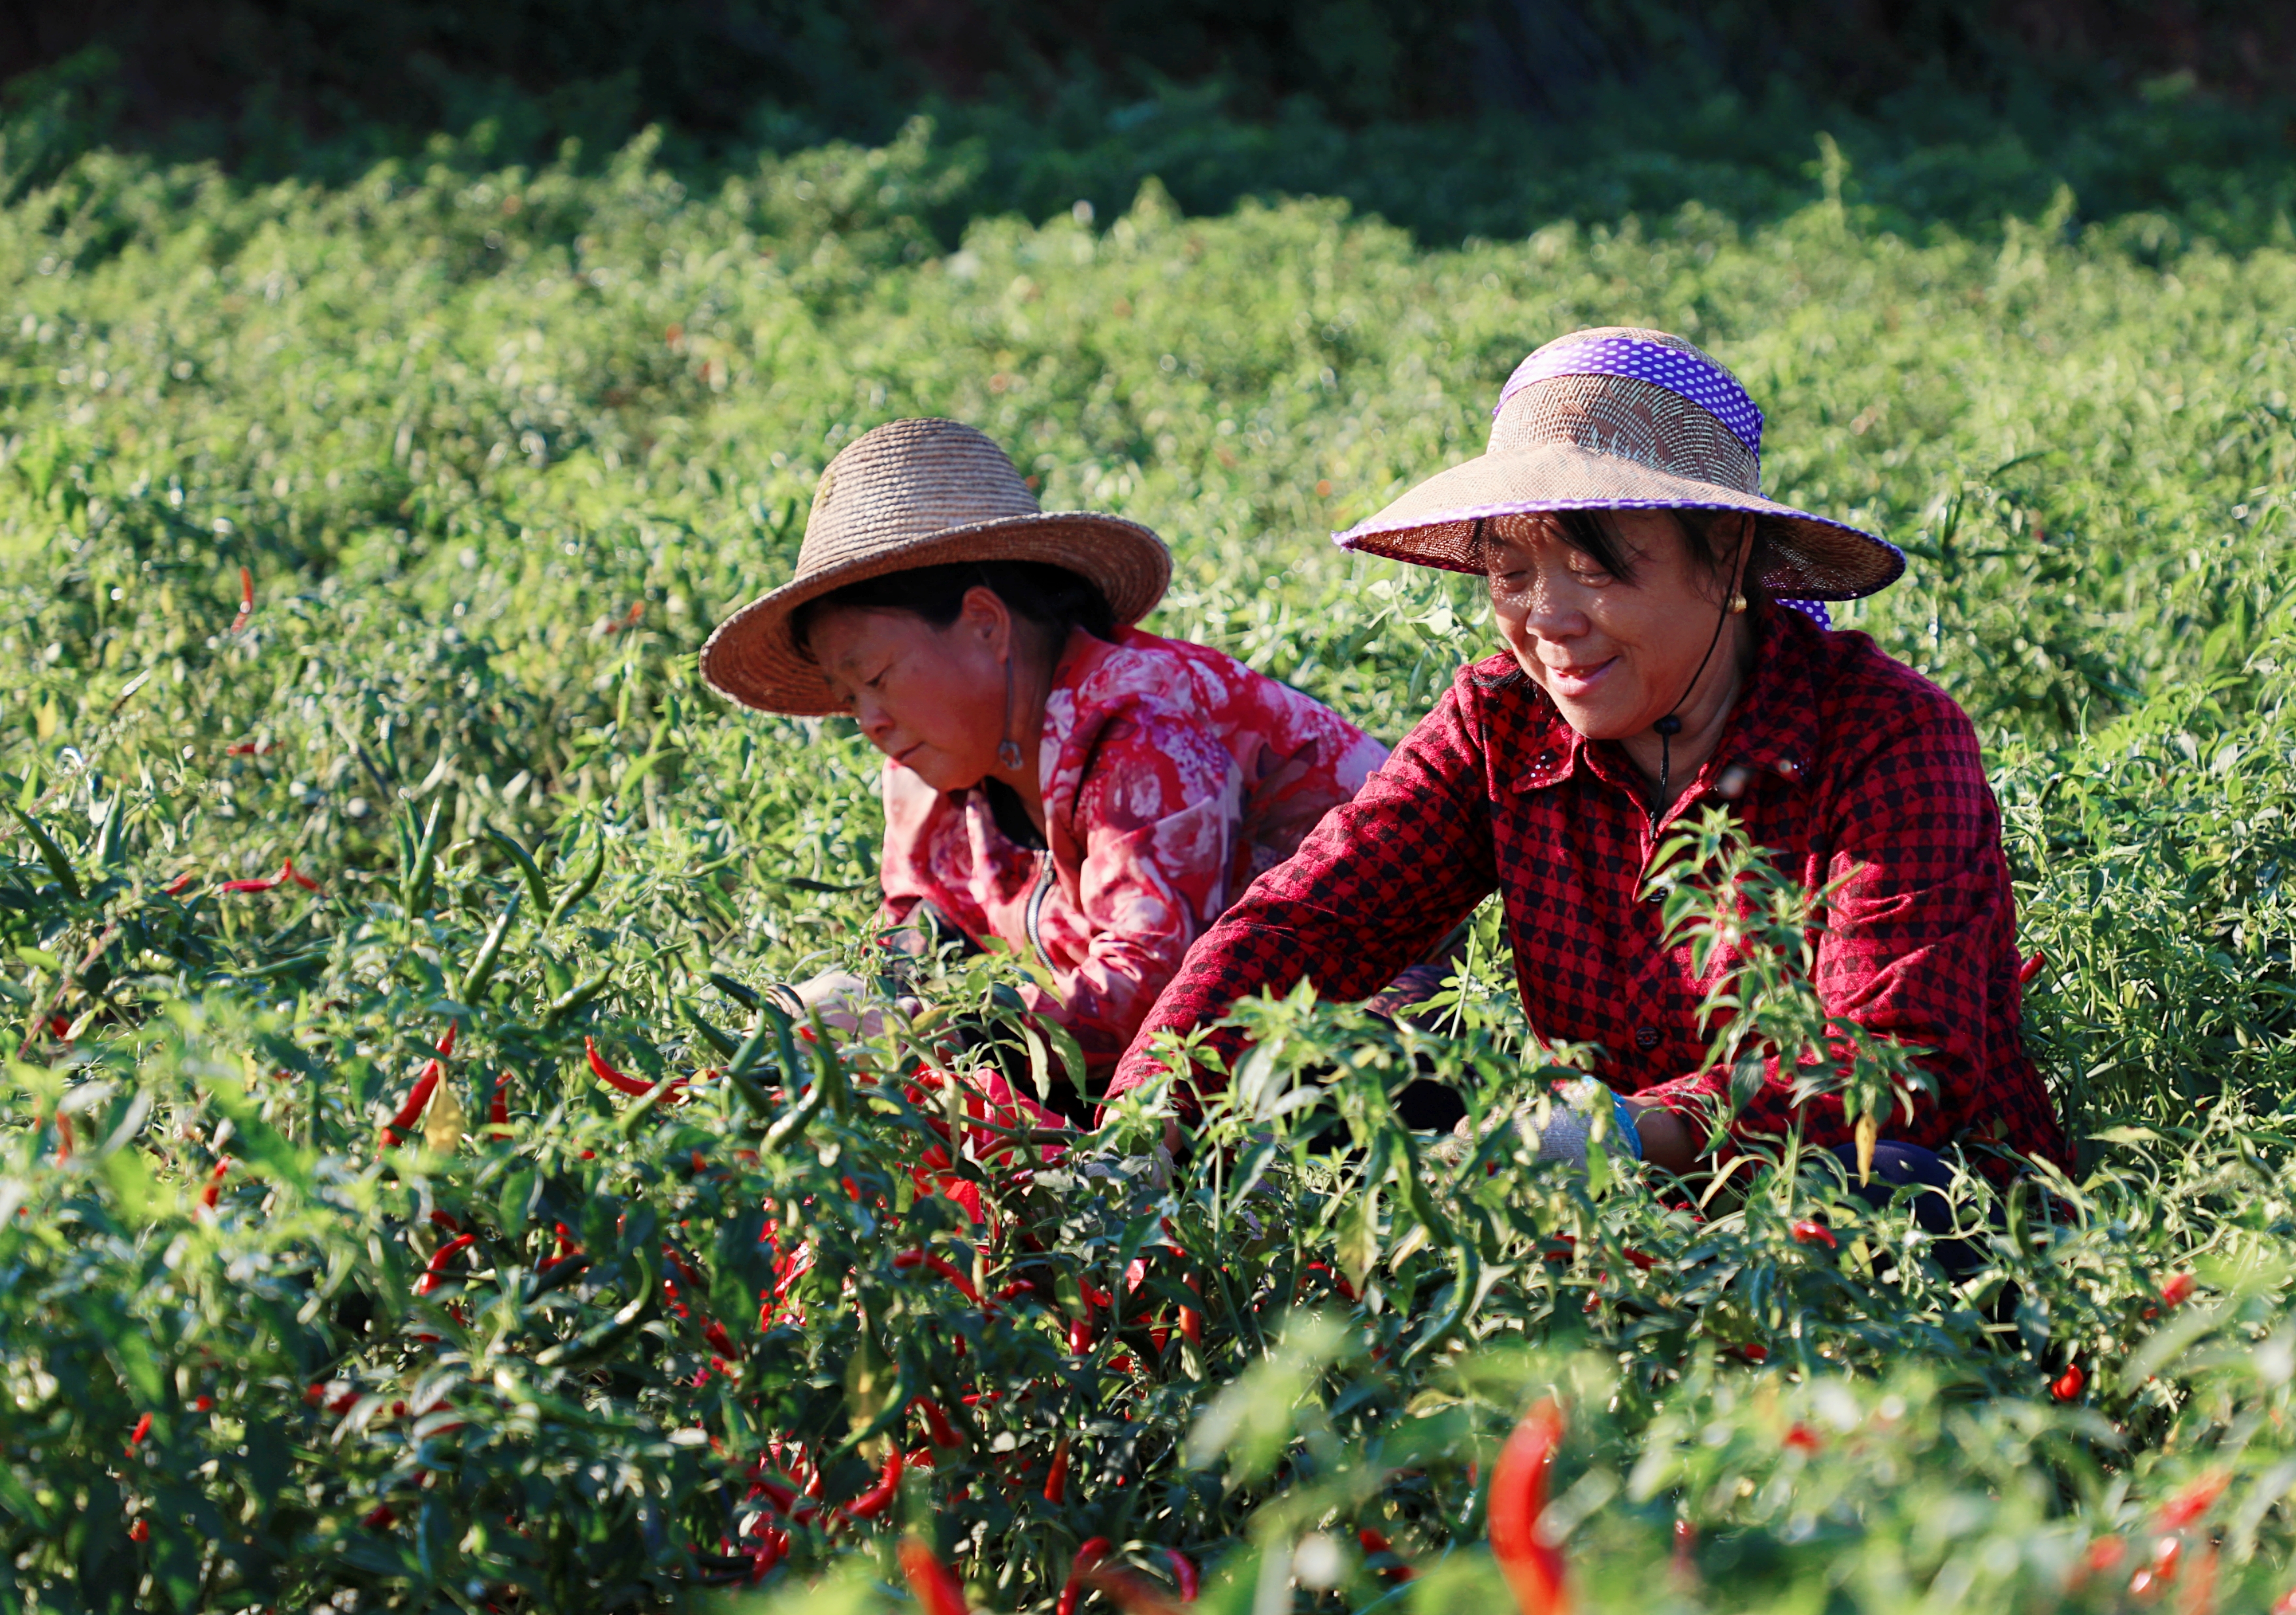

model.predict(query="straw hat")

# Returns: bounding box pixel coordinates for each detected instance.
[701,419,1172,714]
[1334,327,1904,602]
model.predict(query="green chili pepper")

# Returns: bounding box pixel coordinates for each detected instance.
[402,797,445,916]
[533,1288,654,1369]
[541,967,612,1027]
[455,891,520,1005]
[484,827,551,919]
[546,831,606,926]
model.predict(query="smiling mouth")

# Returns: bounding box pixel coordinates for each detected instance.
[893,742,925,765]
[1542,657,1616,693]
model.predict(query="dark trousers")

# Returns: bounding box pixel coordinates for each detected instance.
[1824,1140,1989,1278]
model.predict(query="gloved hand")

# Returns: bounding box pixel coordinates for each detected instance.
[768,969,922,1039]
[1446,1077,1645,1170]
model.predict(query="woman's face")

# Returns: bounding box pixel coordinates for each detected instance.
[1484,510,1741,741]
[806,586,1013,792]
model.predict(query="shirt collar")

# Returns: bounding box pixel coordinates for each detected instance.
[1506,607,1826,795]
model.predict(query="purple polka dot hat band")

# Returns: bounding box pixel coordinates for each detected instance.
[1496,336,1767,459]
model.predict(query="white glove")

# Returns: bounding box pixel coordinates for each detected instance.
[1449,1078,1645,1169]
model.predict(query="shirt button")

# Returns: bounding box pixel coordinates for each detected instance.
[1634,1025,1660,1051]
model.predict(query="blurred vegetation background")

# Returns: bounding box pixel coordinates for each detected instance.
[5,0,2296,244]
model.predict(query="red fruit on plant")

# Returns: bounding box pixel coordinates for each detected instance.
[2159,1469,2228,1529]
[1784,1423,1822,1454]
[2052,1361,2086,1401]
[127,1413,152,1448]
[840,1449,903,1521]
[2159,1271,2197,1308]
[129,1518,150,1542]
[1358,1528,1415,1582]
[2018,950,2046,986]
[1165,1548,1200,1601]
[1058,1539,1111,1615]
[1488,1399,1569,1615]
[896,1537,972,1615]
[1789,1220,1837,1249]
[2128,1533,2182,1596]
[1043,1437,1072,1503]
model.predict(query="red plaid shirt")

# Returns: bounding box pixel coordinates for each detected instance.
[1109,607,2068,1170]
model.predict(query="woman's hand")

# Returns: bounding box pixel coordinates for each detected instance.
[785,969,921,1039]
[1622,1096,1699,1174]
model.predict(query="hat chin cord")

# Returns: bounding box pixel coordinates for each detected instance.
[1648,539,1752,826]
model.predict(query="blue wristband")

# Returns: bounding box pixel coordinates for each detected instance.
[1612,1091,1646,1161]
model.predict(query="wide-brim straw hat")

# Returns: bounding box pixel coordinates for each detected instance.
[1334,327,1904,603]
[702,418,1172,714]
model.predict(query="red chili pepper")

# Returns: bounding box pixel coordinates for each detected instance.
[1358,1529,1414,1583]
[2052,1361,2086,1401]
[1672,1520,1696,1580]
[893,1249,984,1307]
[231,565,254,634]
[1784,1423,1822,1454]
[702,1320,741,1360]
[1734,1343,1768,1364]
[1069,1314,1094,1354]
[1488,1399,1568,1615]
[362,1504,395,1530]
[2084,1537,2127,1576]
[917,1397,963,1450]
[1043,1437,1072,1503]
[127,1412,152,1449]
[201,1159,229,1208]
[1058,1538,1111,1615]
[1085,1561,1187,1613]
[416,1233,477,1296]
[1079,1280,1115,1308]
[1179,1273,1204,1346]
[129,1518,150,1542]
[219,857,321,895]
[193,1395,212,1412]
[585,1037,664,1097]
[2272,1586,2296,1614]
[2160,1272,2197,1309]
[896,1537,972,1615]
[997,1278,1034,1301]
[2018,950,2046,986]
[489,1073,512,1129]
[2129,1533,2182,1596]
[2159,1469,2229,1529]
[223,742,258,756]
[163,873,198,896]
[842,1448,904,1521]
[1789,1220,1837,1249]
[1166,1548,1199,1601]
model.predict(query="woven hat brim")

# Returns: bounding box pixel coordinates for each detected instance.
[700,511,1173,715]
[1334,442,1905,601]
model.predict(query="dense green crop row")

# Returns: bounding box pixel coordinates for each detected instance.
[1,112,2294,1612]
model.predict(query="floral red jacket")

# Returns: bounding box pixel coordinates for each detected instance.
[878,626,1390,1076]
[1109,606,2069,1171]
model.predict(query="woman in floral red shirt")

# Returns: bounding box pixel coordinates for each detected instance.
[1111,329,2067,1195]
[701,418,1388,1105]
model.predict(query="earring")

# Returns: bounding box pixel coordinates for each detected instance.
[1727,591,1748,614]
[997,656,1024,772]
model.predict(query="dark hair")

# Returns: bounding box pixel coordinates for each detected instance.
[790,561,1117,659]
[1483,509,1776,610]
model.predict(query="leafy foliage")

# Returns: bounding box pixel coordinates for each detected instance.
[0,101,2295,1614]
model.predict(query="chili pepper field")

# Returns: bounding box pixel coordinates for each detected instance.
[7,97,2296,1615]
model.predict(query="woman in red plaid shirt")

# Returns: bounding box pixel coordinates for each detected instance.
[1111,328,2067,1195]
